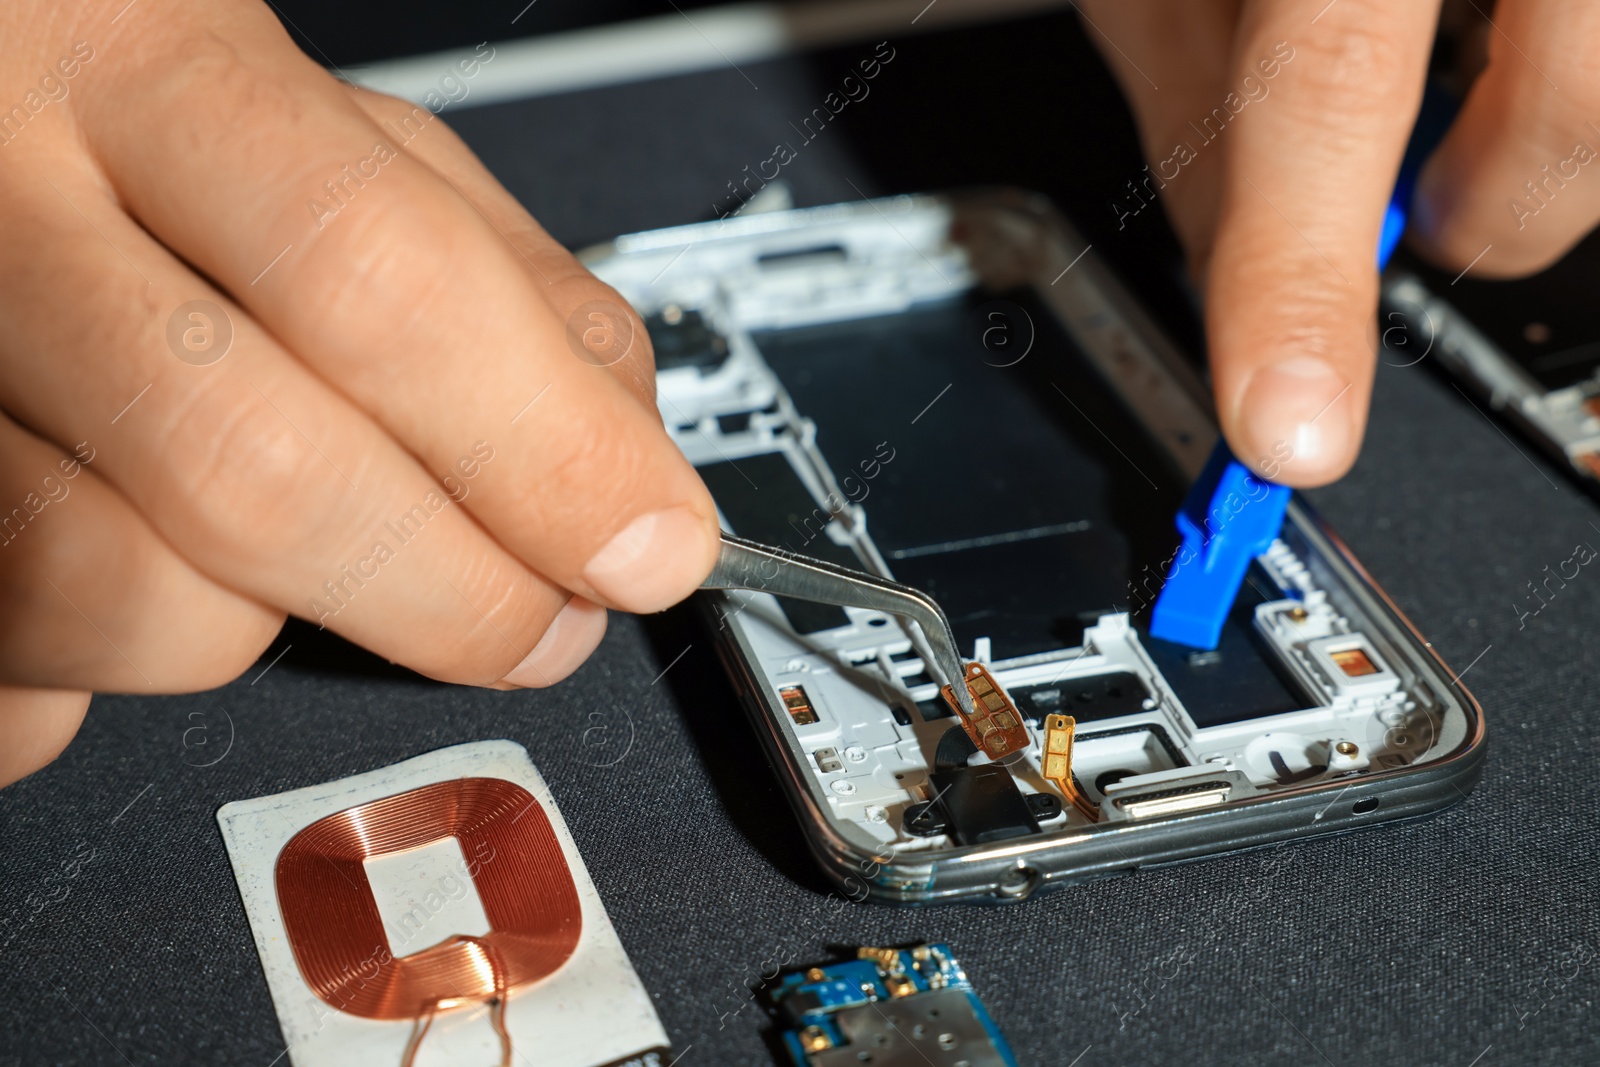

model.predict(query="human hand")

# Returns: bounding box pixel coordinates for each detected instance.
[1078,0,1594,486]
[0,0,721,785]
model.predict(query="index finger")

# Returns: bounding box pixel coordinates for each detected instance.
[1207,0,1440,486]
[77,9,719,613]
[343,86,661,413]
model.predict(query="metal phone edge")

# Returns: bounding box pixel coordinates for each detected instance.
[681,188,1489,904]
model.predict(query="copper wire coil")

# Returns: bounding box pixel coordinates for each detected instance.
[275,777,582,1022]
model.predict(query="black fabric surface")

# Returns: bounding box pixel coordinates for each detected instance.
[6,9,1600,1066]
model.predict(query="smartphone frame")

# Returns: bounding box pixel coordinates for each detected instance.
[588,189,1486,905]
[1382,270,1600,494]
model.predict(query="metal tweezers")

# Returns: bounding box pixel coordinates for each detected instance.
[700,531,978,718]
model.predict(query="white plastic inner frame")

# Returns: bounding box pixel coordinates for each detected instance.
[363,836,491,957]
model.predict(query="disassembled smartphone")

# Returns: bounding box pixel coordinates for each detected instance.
[583,190,1486,904]
[1385,229,1600,492]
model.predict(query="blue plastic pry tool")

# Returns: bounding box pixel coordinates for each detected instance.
[1149,85,1455,650]
[1147,222,1400,650]
[1148,441,1291,650]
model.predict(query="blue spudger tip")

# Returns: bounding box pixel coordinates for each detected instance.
[1147,443,1291,650]
[1147,173,1413,651]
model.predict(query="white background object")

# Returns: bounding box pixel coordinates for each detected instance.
[343,0,1073,109]
[217,740,669,1067]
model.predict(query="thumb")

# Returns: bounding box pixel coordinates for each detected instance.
[1207,1,1439,487]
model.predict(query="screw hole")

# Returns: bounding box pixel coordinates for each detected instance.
[995,866,1040,900]
[1352,797,1381,815]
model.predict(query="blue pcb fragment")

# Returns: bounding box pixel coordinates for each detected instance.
[771,943,1018,1067]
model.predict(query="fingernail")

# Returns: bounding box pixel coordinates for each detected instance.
[500,596,608,688]
[1238,357,1357,480]
[581,506,713,613]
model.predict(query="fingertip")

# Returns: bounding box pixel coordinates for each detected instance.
[0,687,91,788]
[499,596,609,688]
[1406,152,1453,257]
[1405,88,1582,280]
[580,506,720,614]
[1228,356,1363,488]
[1407,152,1494,273]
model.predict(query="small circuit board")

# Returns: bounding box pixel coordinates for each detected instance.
[942,662,1029,759]
[772,944,1017,1067]
[1042,714,1100,822]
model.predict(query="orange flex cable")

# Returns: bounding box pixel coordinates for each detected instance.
[1042,714,1100,822]
[275,776,582,1055]
[941,662,1030,759]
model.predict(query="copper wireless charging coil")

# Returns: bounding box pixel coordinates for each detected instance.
[276,778,582,1064]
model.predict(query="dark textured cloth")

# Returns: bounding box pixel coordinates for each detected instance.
[4,10,1598,1066]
